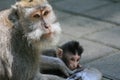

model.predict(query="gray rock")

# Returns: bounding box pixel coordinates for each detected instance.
[84,2,120,24]
[84,27,120,49]
[53,0,110,13]
[85,51,120,80]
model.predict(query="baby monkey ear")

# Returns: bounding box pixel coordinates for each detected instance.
[56,48,63,58]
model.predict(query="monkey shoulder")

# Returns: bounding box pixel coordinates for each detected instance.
[0,9,13,29]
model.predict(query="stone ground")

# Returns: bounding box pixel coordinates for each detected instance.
[0,0,120,80]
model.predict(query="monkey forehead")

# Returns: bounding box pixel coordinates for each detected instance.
[22,4,52,17]
[15,0,48,8]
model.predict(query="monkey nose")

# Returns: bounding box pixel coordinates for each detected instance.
[44,23,51,30]
[41,22,49,29]
[73,64,78,68]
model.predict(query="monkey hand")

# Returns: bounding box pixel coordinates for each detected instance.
[66,66,84,80]
[72,66,84,74]
[66,71,82,80]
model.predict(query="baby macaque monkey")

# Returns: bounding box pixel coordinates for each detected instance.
[41,41,83,77]
[41,41,102,80]
[57,41,83,71]
[40,41,83,77]
[57,41,102,80]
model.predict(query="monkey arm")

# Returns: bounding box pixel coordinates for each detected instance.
[40,55,73,77]
[40,55,61,70]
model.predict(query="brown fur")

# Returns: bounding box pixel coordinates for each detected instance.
[0,0,65,80]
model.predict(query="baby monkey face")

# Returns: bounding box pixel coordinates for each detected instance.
[65,53,80,70]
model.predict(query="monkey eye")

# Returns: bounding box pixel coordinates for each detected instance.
[32,14,41,18]
[43,11,50,16]
[70,58,75,61]
[77,59,80,62]
[29,0,33,2]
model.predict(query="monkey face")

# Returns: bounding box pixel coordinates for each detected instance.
[65,53,80,70]
[10,0,61,48]
[23,5,61,43]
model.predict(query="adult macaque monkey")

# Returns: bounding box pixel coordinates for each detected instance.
[0,0,67,80]
[40,41,102,80]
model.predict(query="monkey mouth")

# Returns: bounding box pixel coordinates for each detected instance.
[41,31,54,39]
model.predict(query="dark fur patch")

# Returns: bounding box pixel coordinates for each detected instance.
[60,40,84,56]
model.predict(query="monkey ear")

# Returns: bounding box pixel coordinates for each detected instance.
[8,11,19,23]
[56,48,63,58]
[8,8,19,24]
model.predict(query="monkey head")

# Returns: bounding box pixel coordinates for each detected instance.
[57,41,84,70]
[57,49,81,70]
[9,0,61,49]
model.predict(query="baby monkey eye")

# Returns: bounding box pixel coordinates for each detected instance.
[77,59,80,62]
[70,58,75,61]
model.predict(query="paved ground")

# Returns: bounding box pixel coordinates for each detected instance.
[0,0,120,80]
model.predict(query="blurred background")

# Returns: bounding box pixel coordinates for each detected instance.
[0,0,120,80]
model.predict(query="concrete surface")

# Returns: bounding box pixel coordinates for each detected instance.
[0,0,120,80]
